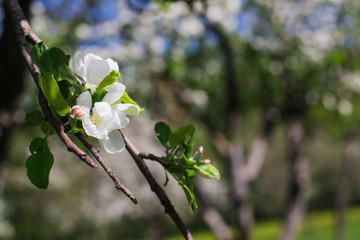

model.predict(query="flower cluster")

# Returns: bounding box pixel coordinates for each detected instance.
[70,52,140,153]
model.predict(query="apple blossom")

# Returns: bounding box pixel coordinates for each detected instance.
[76,82,140,153]
[70,52,120,89]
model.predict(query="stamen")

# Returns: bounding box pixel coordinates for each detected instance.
[91,113,103,125]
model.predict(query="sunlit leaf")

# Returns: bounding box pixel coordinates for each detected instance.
[39,73,70,116]
[194,163,220,180]
[95,71,120,99]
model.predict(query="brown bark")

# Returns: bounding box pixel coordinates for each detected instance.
[123,133,194,240]
[280,117,309,240]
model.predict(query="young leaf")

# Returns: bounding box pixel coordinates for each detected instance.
[155,122,172,148]
[44,47,70,72]
[169,125,195,148]
[113,91,144,113]
[95,71,120,97]
[177,176,197,213]
[26,137,54,189]
[30,42,70,74]
[57,63,78,84]
[183,135,194,158]
[30,42,48,73]
[39,73,70,116]
[25,111,44,126]
[194,163,220,180]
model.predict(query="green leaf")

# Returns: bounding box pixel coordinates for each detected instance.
[26,137,54,189]
[30,42,70,74]
[177,177,197,213]
[95,71,120,98]
[155,122,172,149]
[194,163,220,180]
[39,73,70,116]
[181,152,196,166]
[112,91,144,113]
[183,136,194,158]
[45,47,70,72]
[40,122,55,135]
[119,92,138,105]
[169,125,195,148]
[56,64,78,83]
[68,120,85,134]
[58,80,70,100]
[25,111,44,126]
[30,42,48,73]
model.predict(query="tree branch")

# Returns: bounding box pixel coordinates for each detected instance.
[75,133,138,204]
[5,0,98,169]
[122,131,193,240]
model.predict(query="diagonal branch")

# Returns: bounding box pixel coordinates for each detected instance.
[5,0,98,168]
[121,131,193,240]
[75,133,138,204]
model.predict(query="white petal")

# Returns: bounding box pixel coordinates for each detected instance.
[70,51,87,78]
[99,130,125,153]
[92,102,113,132]
[102,82,126,105]
[114,104,140,116]
[92,102,112,121]
[107,109,129,132]
[86,60,111,86]
[82,116,103,139]
[76,91,92,115]
[83,53,102,64]
[106,58,119,73]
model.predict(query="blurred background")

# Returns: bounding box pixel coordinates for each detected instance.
[1,0,360,239]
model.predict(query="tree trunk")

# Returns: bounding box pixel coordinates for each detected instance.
[195,183,232,240]
[335,134,358,240]
[280,117,309,240]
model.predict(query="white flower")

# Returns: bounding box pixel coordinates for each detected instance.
[70,52,120,89]
[76,82,140,153]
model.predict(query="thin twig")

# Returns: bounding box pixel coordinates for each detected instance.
[121,131,193,240]
[5,0,98,168]
[138,152,171,168]
[75,133,138,204]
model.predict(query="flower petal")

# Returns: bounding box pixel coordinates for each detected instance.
[102,82,126,105]
[76,91,92,115]
[85,59,111,86]
[114,104,140,116]
[106,58,119,73]
[82,116,104,139]
[70,51,87,78]
[83,53,102,65]
[107,109,129,132]
[99,130,125,153]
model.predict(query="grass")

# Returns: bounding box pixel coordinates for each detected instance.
[168,207,360,240]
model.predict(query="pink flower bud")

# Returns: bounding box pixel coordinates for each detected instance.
[203,159,212,164]
[70,105,85,119]
[199,146,204,155]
